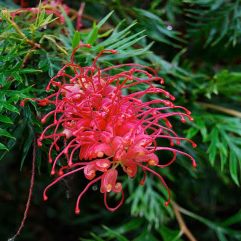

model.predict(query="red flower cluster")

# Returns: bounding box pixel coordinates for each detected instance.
[35,45,196,214]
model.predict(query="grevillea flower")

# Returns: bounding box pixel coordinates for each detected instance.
[32,45,196,214]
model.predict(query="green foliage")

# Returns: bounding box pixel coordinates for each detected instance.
[0,6,64,159]
[0,4,149,161]
[204,70,241,100]
[132,8,184,48]
[126,174,173,228]
[0,39,32,152]
[60,10,151,65]
[185,0,241,47]
[80,219,184,241]
[187,114,241,185]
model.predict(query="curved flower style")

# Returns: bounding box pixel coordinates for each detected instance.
[34,45,196,214]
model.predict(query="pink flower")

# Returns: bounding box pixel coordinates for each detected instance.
[36,46,196,214]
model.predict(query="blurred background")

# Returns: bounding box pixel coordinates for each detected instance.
[0,0,241,240]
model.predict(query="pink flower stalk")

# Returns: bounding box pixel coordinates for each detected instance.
[35,45,196,214]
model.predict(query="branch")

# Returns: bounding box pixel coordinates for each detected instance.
[172,201,197,241]
[9,138,36,240]
[2,10,41,49]
[198,102,241,118]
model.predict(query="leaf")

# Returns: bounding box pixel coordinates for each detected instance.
[187,114,241,185]
[20,125,34,170]
[0,128,15,139]
[99,20,137,47]
[229,151,239,185]
[0,115,13,124]
[72,31,81,48]
[86,22,99,45]
[133,230,159,241]
[216,232,228,241]
[207,127,219,165]
[0,142,8,151]
[205,70,241,100]
[45,53,58,77]
[89,233,105,241]
[97,11,114,28]
[159,226,183,241]
[185,1,241,47]
[133,8,184,47]
[126,176,173,229]
[222,210,241,227]
[102,226,129,241]
[2,102,19,114]
[86,11,113,45]
[108,31,145,50]
[60,6,75,36]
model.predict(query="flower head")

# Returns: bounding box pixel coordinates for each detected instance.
[36,45,196,214]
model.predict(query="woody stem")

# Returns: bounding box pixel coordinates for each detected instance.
[198,102,241,118]
[172,201,197,241]
[9,137,36,240]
